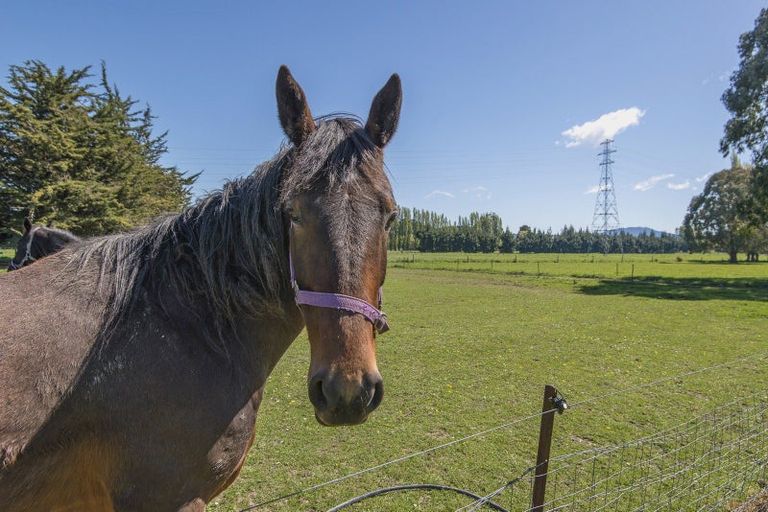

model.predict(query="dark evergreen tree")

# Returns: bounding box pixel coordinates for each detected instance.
[0,61,196,235]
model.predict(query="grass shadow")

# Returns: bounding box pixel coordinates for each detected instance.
[578,276,768,301]
[686,259,768,265]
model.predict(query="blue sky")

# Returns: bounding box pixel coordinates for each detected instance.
[2,1,764,233]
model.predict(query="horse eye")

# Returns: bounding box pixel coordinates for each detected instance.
[385,211,398,230]
[289,211,302,224]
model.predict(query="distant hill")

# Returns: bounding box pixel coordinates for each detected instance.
[608,226,676,237]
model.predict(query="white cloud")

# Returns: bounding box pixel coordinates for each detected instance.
[695,172,713,183]
[633,173,674,192]
[584,185,600,194]
[425,190,454,199]
[562,107,645,148]
[463,185,491,200]
[667,180,691,191]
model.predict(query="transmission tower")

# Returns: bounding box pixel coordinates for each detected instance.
[591,139,621,234]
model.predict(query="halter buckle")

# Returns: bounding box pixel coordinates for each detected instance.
[374,314,390,334]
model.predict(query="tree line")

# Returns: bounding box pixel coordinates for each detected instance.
[388,207,686,254]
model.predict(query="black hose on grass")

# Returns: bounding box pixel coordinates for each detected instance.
[325,483,510,511]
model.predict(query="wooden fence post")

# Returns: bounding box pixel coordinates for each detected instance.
[531,385,559,512]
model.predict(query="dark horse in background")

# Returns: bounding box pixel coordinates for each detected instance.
[7,218,81,271]
[0,66,402,511]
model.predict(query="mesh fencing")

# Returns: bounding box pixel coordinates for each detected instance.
[455,396,768,512]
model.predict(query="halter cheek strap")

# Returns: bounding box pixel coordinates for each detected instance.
[8,227,38,270]
[288,251,390,334]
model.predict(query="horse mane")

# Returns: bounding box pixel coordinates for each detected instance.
[31,226,82,254]
[65,116,380,354]
[40,226,80,240]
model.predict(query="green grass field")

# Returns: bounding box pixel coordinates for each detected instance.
[212,252,768,511]
[0,248,12,270]
[2,251,766,509]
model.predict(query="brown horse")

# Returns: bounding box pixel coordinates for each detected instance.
[7,218,81,271]
[0,66,401,511]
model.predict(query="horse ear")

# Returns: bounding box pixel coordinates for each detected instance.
[275,65,316,146]
[366,74,402,148]
[23,217,32,233]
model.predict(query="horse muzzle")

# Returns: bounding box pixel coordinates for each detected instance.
[308,370,384,426]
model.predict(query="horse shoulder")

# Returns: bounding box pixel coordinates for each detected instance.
[0,256,103,472]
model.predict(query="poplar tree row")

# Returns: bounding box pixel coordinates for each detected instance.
[388,208,687,254]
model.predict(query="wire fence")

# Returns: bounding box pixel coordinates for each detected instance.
[448,396,768,512]
[516,396,766,512]
[240,352,768,511]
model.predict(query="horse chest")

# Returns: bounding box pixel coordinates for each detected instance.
[93,331,273,509]
[111,387,264,510]
[203,389,264,499]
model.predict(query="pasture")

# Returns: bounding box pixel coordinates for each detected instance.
[2,250,765,510]
[211,252,768,510]
[0,248,12,269]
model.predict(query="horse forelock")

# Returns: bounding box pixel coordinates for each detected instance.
[281,116,394,288]
[62,115,391,355]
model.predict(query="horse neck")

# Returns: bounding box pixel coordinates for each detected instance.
[161,172,302,358]
[44,232,73,254]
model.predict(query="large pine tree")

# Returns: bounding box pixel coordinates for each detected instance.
[0,60,196,236]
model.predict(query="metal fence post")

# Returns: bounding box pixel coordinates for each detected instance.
[531,385,559,512]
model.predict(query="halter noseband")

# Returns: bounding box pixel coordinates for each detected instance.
[288,248,390,334]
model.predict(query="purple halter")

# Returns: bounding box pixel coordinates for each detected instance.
[289,250,389,334]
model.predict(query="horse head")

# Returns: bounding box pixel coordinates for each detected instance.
[7,218,80,271]
[276,66,401,426]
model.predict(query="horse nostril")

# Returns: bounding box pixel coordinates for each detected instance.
[308,374,328,411]
[366,376,384,413]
